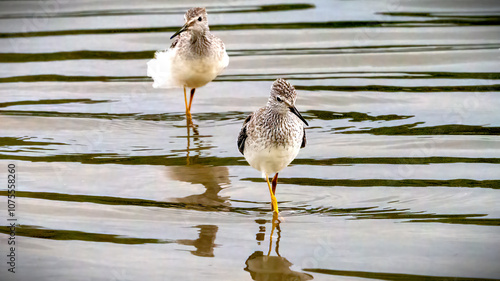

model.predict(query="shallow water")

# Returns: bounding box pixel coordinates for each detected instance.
[0,0,500,280]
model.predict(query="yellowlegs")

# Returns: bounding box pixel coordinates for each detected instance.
[237,79,308,215]
[147,7,229,115]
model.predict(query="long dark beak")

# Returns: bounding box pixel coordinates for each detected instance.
[290,106,309,126]
[170,23,188,39]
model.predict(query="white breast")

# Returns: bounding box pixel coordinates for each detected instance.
[147,48,229,89]
[244,144,301,176]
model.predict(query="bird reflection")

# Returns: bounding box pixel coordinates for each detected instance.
[167,115,230,207]
[245,217,313,281]
[176,225,218,257]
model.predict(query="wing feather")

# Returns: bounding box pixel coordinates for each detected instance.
[237,114,253,155]
[301,127,306,148]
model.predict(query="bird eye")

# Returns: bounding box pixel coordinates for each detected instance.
[198,17,202,21]
[276,97,282,102]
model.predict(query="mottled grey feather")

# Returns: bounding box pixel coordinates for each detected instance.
[185,7,206,20]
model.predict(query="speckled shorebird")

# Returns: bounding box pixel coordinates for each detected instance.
[147,7,229,115]
[238,79,308,215]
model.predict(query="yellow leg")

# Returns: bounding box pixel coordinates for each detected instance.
[266,174,279,214]
[183,87,191,116]
[186,117,191,165]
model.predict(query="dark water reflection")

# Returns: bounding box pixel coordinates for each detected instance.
[245,219,314,281]
[177,225,219,257]
[168,119,231,207]
[303,268,498,281]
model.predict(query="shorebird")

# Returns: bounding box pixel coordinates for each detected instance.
[237,79,308,215]
[147,7,229,115]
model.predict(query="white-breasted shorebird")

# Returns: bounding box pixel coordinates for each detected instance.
[237,78,308,215]
[147,7,229,115]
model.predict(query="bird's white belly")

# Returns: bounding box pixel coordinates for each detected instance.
[172,56,221,88]
[244,145,300,176]
[148,47,228,89]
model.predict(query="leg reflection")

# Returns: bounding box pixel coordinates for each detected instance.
[245,218,313,280]
[167,116,230,207]
[267,214,280,257]
[185,113,197,165]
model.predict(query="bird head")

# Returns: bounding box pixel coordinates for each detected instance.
[171,7,209,39]
[268,78,308,126]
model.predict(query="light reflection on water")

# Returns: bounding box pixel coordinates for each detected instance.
[0,0,500,280]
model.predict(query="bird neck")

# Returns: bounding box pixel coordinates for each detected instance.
[189,28,208,43]
[266,103,289,116]
[264,107,290,127]
[189,31,210,55]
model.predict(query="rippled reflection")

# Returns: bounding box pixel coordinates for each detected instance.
[177,225,219,257]
[245,218,313,280]
[168,117,230,207]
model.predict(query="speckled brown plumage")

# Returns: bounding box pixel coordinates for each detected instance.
[237,79,308,176]
[147,7,229,91]
[185,7,206,21]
